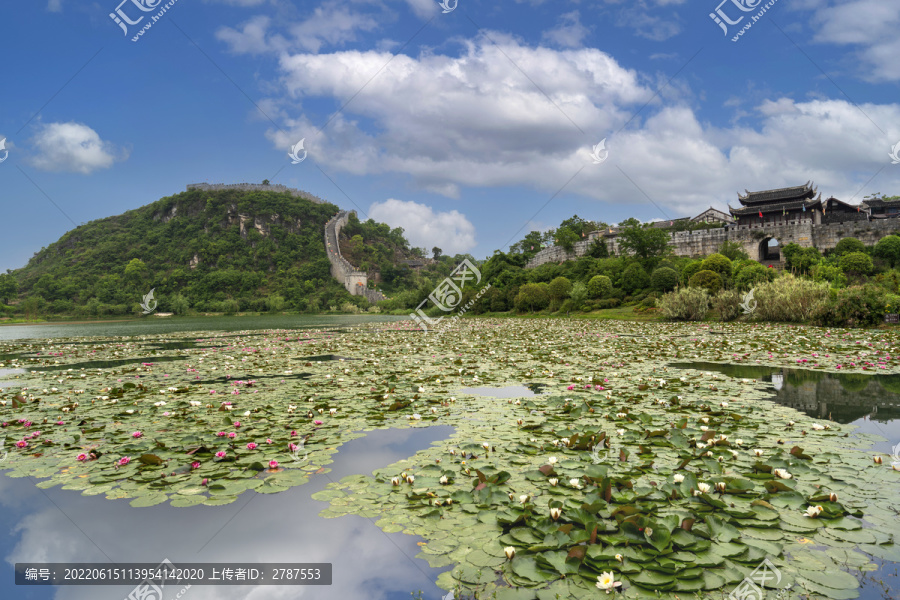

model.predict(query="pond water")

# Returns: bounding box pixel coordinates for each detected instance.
[0,315,408,341]
[670,362,900,454]
[0,426,454,600]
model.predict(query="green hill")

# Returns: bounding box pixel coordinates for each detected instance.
[6,186,416,317]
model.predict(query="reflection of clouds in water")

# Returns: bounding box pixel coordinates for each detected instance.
[772,373,783,391]
[0,427,454,600]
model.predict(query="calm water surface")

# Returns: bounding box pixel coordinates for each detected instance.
[0,315,407,342]
[0,426,454,600]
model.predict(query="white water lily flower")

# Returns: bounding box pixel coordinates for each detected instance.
[788,420,795,426]
[616,413,627,418]
[329,408,337,415]
[696,442,707,449]
[715,482,726,492]
[412,414,421,420]
[811,423,825,430]
[673,473,685,483]
[549,478,558,486]
[596,572,619,593]
[519,495,529,504]
[569,478,582,489]
[548,456,558,464]
[719,434,727,441]
[701,417,709,424]
[439,475,448,484]
[189,401,201,406]
[616,429,625,436]
[418,387,424,393]
[804,505,823,518]
[482,442,491,451]
[243,411,251,417]
[504,546,516,560]
[735,439,743,445]
[549,507,562,520]
[697,482,711,494]
[406,475,415,484]
[125,409,134,414]
[773,468,792,479]
[560,438,570,445]
[754,449,764,457]
[154,401,166,407]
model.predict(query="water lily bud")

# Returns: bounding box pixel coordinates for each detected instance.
[549,478,558,486]
[715,482,726,492]
[549,507,562,520]
[482,442,490,452]
[754,449,764,457]
[719,434,727,441]
[673,473,684,483]
[788,421,795,426]
[391,477,400,486]
[829,492,838,502]
[434,499,442,506]
[874,456,883,464]
[406,475,415,484]
[508,493,515,501]
[517,419,523,425]
[615,553,623,562]
[519,495,529,504]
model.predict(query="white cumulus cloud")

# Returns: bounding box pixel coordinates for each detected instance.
[368,199,476,255]
[29,122,127,174]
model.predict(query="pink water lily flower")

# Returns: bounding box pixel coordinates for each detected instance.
[77,453,88,462]
[118,457,131,466]
[15,440,27,448]
[228,432,236,439]
[191,461,201,469]
[246,442,258,450]
[233,421,241,428]
[215,451,226,458]
[268,460,279,468]
[132,431,142,438]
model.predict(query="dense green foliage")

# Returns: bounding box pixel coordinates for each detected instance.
[834,237,866,256]
[8,188,379,316]
[688,269,722,295]
[650,267,678,292]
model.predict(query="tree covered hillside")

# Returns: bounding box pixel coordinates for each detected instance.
[9,187,363,315]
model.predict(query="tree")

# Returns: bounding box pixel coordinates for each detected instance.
[587,238,609,258]
[123,258,150,289]
[834,237,866,256]
[0,273,18,304]
[681,261,703,286]
[689,270,723,295]
[621,263,650,294]
[618,223,670,261]
[262,179,270,185]
[556,229,579,252]
[782,243,820,274]
[650,267,679,292]
[700,253,732,279]
[717,240,749,262]
[735,263,776,291]
[587,275,613,299]
[515,283,550,313]
[432,247,443,260]
[547,277,573,304]
[874,235,900,267]
[839,251,873,276]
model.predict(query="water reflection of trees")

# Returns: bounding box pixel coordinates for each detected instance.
[671,362,900,424]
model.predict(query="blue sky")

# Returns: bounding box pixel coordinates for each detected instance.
[1,0,898,272]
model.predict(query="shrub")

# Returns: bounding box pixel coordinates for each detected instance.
[839,251,873,276]
[734,263,776,291]
[621,263,650,294]
[657,287,710,321]
[812,285,887,327]
[717,240,749,262]
[266,294,286,312]
[700,253,732,279]
[886,294,900,315]
[515,282,550,312]
[811,264,847,288]
[170,293,190,315]
[650,267,679,292]
[834,237,866,256]
[680,261,703,285]
[752,275,829,322]
[711,290,742,322]
[340,301,362,314]
[569,282,588,308]
[587,275,613,299]
[596,298,621,309]
[783,245,820,274]
[689,270,723,295]
[874,235,900,268]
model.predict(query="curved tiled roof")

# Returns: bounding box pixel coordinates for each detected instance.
[730,198,821,216]
[737,181,816,204]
